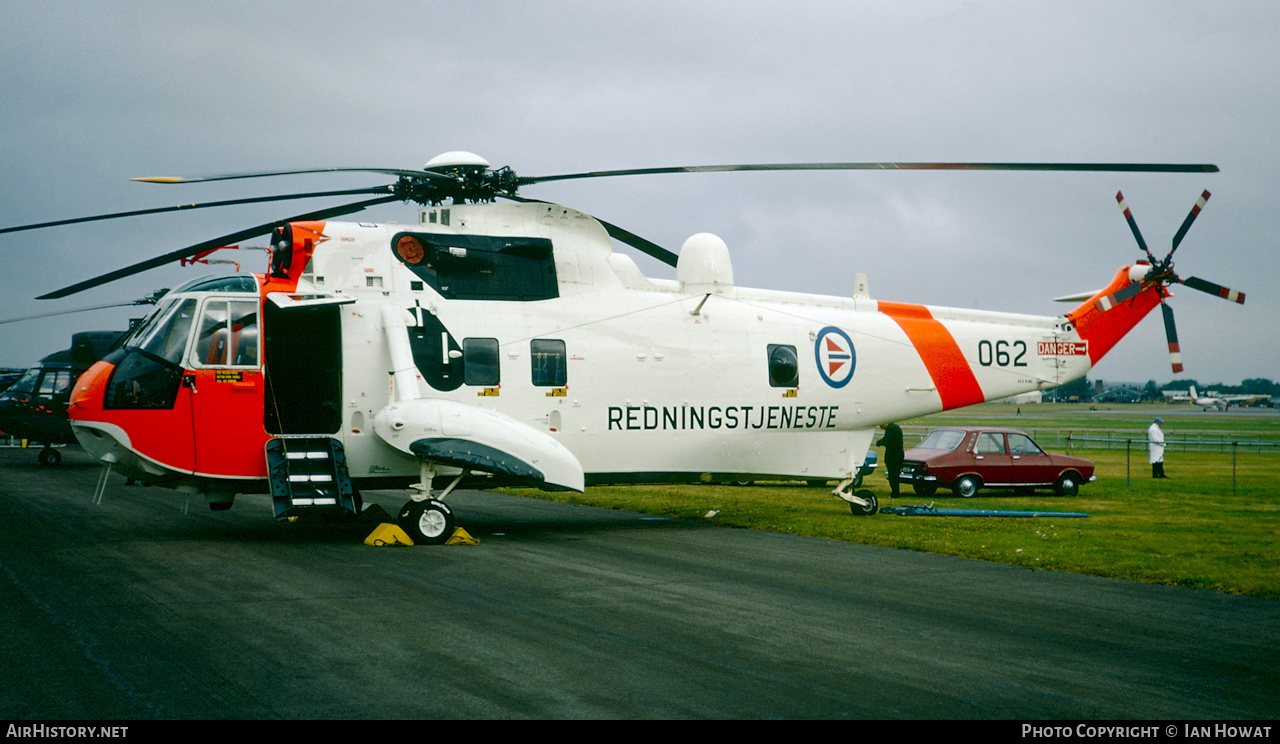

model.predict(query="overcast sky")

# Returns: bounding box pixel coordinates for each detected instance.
[2,1,1276,386]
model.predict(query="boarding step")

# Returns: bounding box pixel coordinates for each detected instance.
[265,436,357,518]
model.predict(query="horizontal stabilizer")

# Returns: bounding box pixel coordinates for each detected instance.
[1053,290,1101,303]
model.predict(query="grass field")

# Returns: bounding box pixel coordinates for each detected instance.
[525,403,1280,599]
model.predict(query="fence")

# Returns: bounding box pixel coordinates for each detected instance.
[1091,437,1277,495]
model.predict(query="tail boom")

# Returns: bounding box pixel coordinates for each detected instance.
[1065,265,1164,367]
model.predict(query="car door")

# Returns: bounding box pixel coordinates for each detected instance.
[1007,432,1057,485]
[972,431,1013,486]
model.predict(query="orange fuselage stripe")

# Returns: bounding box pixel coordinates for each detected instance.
[878,301,985,411]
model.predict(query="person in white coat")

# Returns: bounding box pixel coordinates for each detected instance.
[1148,417,1167,478]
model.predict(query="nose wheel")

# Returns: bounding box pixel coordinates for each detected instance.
[38,447,61,466]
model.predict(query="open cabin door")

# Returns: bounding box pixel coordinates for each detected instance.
[261,297,357,517]
[263,300,343,435]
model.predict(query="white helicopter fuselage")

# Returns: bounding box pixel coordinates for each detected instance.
[310,201,1087,483]
[69,198,1122,513]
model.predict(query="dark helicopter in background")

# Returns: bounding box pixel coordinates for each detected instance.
[0,332,126,464]
[0,292,166,464]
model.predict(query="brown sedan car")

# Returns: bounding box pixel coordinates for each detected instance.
[897,427,1095,498]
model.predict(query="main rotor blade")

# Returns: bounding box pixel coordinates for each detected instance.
[1180,276,1246,304]
[504,194,679,266]
[0,187,392,236]
[37,195,399,300]
[0,298,156,325]
[521,161,1220,186]
[1160,301,1183,373]
[1115,191,1155,262]
[132,167,444,184]
[1169,189,1211,256]
[596,219,679,267]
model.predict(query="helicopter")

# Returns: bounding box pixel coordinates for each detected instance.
[1,153,1244,542]
[0,291,165,465]
[0,330,126,464]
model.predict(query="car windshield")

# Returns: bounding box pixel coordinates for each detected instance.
[917,430,966,451]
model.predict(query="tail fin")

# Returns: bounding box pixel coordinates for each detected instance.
[1065,265,1163,368]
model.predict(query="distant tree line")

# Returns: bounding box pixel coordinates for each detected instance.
[1160,378,1280,396]
[1042,377,1278,403]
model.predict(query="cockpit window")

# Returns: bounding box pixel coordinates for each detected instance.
[100,297,203,410]
[129,298,197,366]
[193,299,260,367]
[9,368,41,394]
[167,274,259,294]
[37,370,74,396]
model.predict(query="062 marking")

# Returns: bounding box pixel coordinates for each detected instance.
[977,340,1027,367]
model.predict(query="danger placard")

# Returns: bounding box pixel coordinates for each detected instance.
[1038,341,1088,356]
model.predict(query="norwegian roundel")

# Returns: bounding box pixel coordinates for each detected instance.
[814,326,856,388]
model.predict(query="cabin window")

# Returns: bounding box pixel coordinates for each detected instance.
[464,338,500,386]
[193,299,259,368]
[391,232,558,302]
[767,344,799,387]
[530,339,566,387]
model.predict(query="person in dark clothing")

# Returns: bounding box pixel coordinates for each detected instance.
[877,422,904,498]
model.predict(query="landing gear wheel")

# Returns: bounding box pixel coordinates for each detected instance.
[953,475,980,499]
[1053,473,1080,498]
[848,489,878,517]
[397,499,455,545]
[38,448,61,466]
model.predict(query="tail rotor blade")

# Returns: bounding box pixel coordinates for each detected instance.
[1115,191,1156,263]
[1181,276,1246,304]
[1170,190,1211,256]
[1093,281,1145,312]
[1160,301,1184,374]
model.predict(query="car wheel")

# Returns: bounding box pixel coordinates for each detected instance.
[1053,472,1080,498]
[953,475,980,498]
[912,482,937,496]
